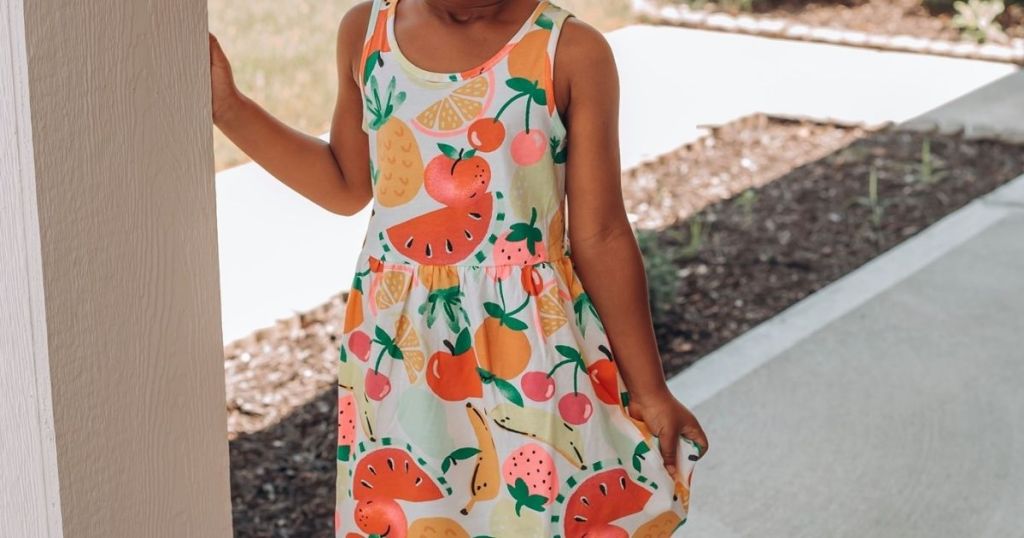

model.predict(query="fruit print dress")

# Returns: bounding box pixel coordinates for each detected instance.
[336,1,700,536]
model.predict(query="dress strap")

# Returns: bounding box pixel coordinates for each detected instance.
[544,2,576,62]
[543,3,574,144]
[357,0,391,96]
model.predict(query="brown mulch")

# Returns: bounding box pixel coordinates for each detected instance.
[627,114,1024,374]
[225,299,347,537]
[669,0,1024,41]
[224,114,1024,537]
[623,115,871,230]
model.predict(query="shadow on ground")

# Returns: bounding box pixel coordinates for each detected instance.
[231,389,337,537]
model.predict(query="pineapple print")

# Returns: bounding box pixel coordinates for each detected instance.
[367,74,424,207]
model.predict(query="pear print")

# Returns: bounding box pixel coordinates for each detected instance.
[510,150,559,222]
[397,385,454,459]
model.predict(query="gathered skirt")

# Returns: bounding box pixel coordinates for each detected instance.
[335,254,699,537]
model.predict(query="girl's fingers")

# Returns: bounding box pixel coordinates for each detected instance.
[209,33,227,64]
[683,423,709,460]
[658,429,680,479]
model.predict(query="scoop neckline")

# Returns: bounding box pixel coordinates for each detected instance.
[386,0,549,83]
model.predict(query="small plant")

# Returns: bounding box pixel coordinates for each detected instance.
[952,0,1008,43]
[854,165,891,229]
[919,137,935,184]
[636,228,683,331]
[914,137,948,184]
[679,214,711,259]
[733,188,759,227]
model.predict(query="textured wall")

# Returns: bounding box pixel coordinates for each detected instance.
[3,0,233,536]
[1,1,64,536]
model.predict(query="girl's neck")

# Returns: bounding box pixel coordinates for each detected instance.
[420,0,515,24]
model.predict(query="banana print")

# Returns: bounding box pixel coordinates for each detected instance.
[490,403,585,469]
[461,403,500,514]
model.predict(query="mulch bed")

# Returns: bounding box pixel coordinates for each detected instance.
[663,0,1024,41]
[226,300,346,537]
[663,0,1024,40]
[224,113,1024,536]
[627,113,1024,374]
[636,0,1024,64]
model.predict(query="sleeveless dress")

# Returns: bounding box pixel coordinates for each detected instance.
[336,1,699,536]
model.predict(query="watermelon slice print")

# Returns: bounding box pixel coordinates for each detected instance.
[553,465,656,538]
[386,195,494,265]
[352,446,445,502]
[351,444,448,538]
[338,393,357,462]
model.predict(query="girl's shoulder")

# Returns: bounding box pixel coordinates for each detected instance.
[340,0,376,33]
[549,5,610,60]
[337,1,377,89]
[547,2,616,113]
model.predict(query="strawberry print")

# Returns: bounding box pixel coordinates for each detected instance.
[502,443,558,515]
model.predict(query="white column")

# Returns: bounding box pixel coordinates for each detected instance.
[1,0,233,536]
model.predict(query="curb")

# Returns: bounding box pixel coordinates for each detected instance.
[631,0,1024,65]
[896,119,1024,145]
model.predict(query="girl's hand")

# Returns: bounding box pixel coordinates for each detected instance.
[208,32,241,125]
[627,388,710,478]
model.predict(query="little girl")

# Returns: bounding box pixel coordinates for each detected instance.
[210,1,708,535]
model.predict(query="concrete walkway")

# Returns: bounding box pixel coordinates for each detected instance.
[215,154,369,343]
[607,25,1016,169]
[215,25,1016,343]
[671,176,1024,537]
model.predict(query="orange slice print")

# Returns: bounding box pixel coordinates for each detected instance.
[412,71,496,137]
[395,314,425,383]
[371,268,412,314]
[536,281,569,338]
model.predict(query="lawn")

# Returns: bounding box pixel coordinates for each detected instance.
[209,0,635,171]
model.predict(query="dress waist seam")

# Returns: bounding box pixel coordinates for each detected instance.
[359,252,574,271]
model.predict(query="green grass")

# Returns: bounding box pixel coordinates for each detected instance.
[209,0,636,171]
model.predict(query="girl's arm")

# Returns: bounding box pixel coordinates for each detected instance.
[209,2,374,216]
[556,19,709,475]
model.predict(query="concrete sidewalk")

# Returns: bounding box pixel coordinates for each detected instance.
[607,25,1016,169]
[215,26,1015,343]
[671,176,1024,537]
[214,153,369,343]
